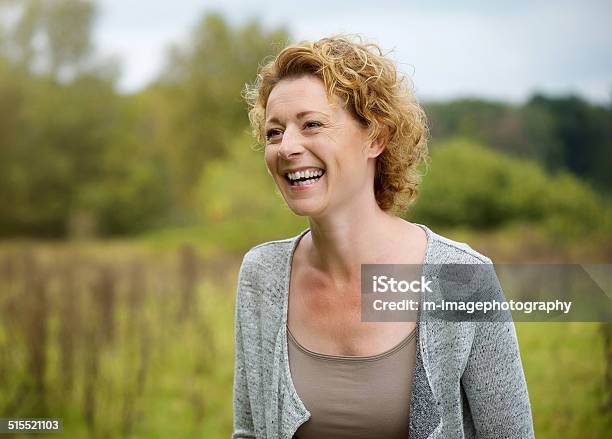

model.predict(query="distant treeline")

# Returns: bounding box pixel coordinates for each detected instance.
[0,1,609,237]
[426,96,612,193]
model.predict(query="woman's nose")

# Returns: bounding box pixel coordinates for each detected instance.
[277,126,304,159]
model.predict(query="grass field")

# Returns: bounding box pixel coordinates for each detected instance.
[516,322,611,436]
[0,229,610,438]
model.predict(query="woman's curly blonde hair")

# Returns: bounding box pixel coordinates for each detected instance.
[242,33,430,215]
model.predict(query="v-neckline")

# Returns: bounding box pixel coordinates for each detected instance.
[279,222,434,427]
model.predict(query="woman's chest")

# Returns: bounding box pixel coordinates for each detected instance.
[287,269,416,357]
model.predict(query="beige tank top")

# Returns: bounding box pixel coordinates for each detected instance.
[287,324,417,438]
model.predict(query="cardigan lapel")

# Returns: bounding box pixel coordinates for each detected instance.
[410,228,443,439]
[409,321,442,438]
[279,324,312,439]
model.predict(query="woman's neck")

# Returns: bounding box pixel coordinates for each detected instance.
[305,208,409,286]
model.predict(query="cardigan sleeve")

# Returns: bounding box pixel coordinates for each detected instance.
[232,257,257,439]
[460,262,535,439]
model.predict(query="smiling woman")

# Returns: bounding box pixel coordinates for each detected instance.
[262,74,388,216]
[244,35,429,217]
[233,34,534,439]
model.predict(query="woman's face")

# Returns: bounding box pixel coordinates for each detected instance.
[264,75,383,218]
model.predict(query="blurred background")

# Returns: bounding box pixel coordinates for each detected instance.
[0,0,610,437]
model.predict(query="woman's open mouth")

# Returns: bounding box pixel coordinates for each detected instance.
[284,168,326,190]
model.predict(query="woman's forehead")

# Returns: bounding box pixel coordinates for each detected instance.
[265,77,343,122]
[267,78,327,107]
[265,110,330,126]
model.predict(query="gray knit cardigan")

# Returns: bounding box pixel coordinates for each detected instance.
[232,224,535,438]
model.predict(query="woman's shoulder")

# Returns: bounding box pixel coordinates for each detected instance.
[417,223,493,265]
[240,231,304,268]
[236,229,306,289]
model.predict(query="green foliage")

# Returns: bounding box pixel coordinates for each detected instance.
[409,139,611,240]
[516,322,612,438]
[424,96,612,193]
[1,2,609,243]
[194,130,306,251]
[0,63,173,236]
[526,94,612,191]
[0,0,97,79]
[426,99,512,149]
[155,12,290,205]
[0,4,291,237]
[196,131,275,221]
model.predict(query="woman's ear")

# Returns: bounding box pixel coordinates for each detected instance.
[365,126,388,159]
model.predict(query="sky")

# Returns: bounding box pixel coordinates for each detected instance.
[94,0,612,104]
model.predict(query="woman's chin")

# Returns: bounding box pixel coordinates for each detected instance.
[285,199,325,217]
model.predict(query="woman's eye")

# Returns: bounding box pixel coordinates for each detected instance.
[305,121,322,129]
[265,129,281,140]
[265,122,321,142]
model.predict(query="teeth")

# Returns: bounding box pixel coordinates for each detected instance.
[295,179,315,186]
[287,168,324,181]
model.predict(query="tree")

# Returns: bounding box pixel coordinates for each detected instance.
[526,94,612,192]
[0,0,97,81]
[154,11,289,210]
[0,0,171,236]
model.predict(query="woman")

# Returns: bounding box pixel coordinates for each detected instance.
[233,34,534,438]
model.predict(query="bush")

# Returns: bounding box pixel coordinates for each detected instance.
[408,138,611,239]
[194,131,306,249]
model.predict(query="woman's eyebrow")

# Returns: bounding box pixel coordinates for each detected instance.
[266,110,328,125]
